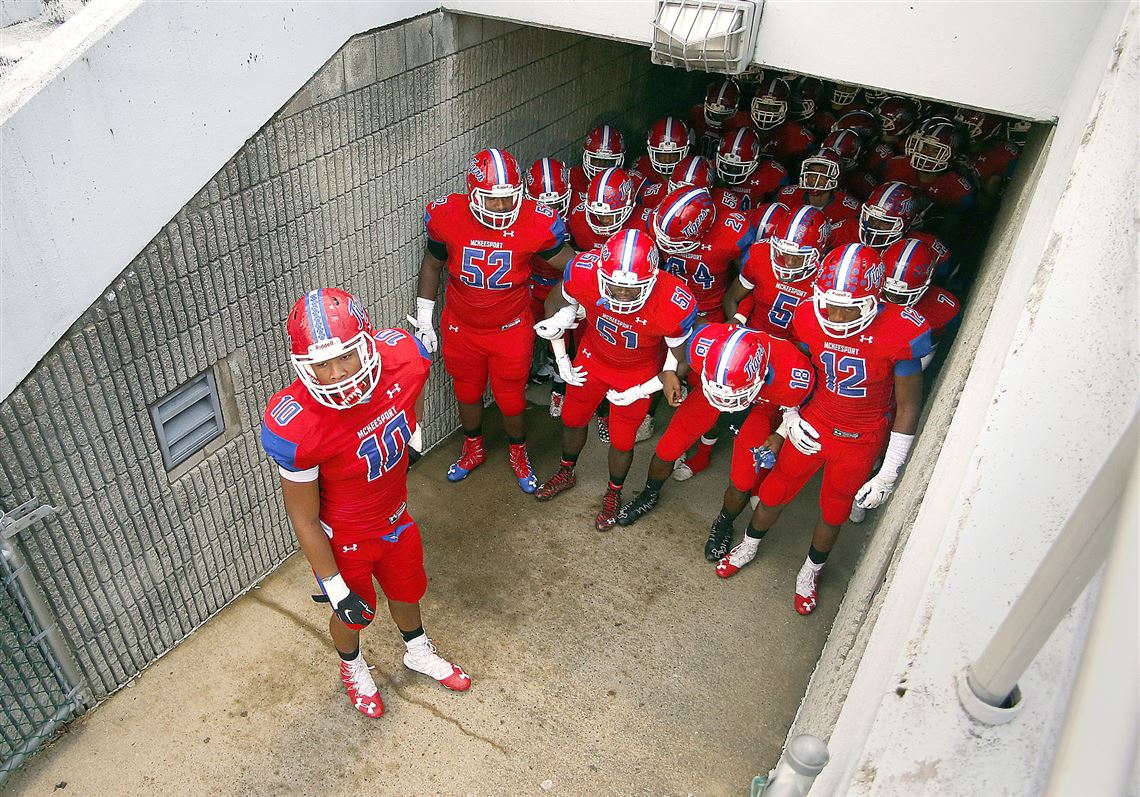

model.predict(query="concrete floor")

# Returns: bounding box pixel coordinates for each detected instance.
[8,390,857,797]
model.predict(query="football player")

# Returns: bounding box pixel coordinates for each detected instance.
[616,324,814,564]
[880,237,961,359]
[690,78,743,159]
[631,116,692,186]
[715,126,791,209]
[881,118,978,213]
[775,147,861,227]
[956,108,1021,207]
[637,155,716,211]
[724,204,832,340]
[411,148,572,493]
[261,289,471,718]
[829,181,955,281]
[568,167,640,251]
[644,186,755,479]
[741,76,817,172]
[525,157,574,416]
[532,230,698,530]
[570,124,626,202]
[716,245,933,617]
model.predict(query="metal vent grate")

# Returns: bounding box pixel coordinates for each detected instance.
[149,370,225,471]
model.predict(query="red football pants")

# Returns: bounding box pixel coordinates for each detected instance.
[562,347,659,452]
[440,306,533,416]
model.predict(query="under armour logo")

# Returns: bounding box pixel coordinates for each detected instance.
[342,544,358,553]
[449,325,460,332]
[635,318,648,325]
[503,230,515,237]
[860,335,874,343]
[355,697,376,711]
[387,384,401,398]
[699,244,713,251]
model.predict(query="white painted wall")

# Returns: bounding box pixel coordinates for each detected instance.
[809,2,1137,793]
[444,0,1105,119]
[0,0,434,401]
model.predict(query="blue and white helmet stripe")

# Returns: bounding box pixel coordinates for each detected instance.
[541,157,553,191]
[305,289,333,341]
[660,186,706,229]
[715,327,751,383]
[596,168,618,204]
[619,230,638,272]
[788,205,815,243]
[489,148,508,184]
[601,125,611,151]
[833,244,862,291]
[892,239,921,281]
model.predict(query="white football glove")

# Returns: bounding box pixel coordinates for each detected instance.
[855,432,915,510]
[534,305,580,340]
[405,297,438,354]
[550,337,587,386]
[607,377,663,407]
[782,407,821,455]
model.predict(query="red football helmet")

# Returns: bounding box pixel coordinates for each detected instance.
[668,155,716,193]
[716,126,762,185]
[791,76,824,121]
[769,205,831,282]
[287,288,380,410]
[704,79,741,128]
[597,229,660,313]
[585,167,636,236]
[813,244,885,338]
[953,108,1001,141]
[737,64,766,88]
[831,109,879,140]
[752,202,790,242]
[875,96,920,139]
[700,326,769,411]
[882,237,936,306]
[859,182,918,248]
[750,77,790,130]
[525,157,571,218]
[819,129,865,170]
[583,124,626,179]
[799,147,843,192]
[467,148,523,230]
[653,186,716,255]
[646,116,691,175]
[829,83,860,108]
[905,120,961,173]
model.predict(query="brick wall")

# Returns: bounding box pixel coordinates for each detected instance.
[0,12,697,696]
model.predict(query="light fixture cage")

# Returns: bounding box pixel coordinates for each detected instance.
[651,0,763,75]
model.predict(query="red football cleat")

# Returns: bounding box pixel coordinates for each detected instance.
[715,538,760,579]
[509,442,537,494]
[536,465,577,501]
[595,485,622,531]
[795,563,821,615]
[340,655,384,718]
[403,637,472,692]
[447,436,486,482]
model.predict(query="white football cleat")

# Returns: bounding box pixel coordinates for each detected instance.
[795,562,821,615]
[635,415,655,443]
[848,502,866,524]
[340,654,384,718]
[672,454,694,481]
[403,636,471,692]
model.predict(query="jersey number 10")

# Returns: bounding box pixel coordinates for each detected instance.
[356,411,412,480]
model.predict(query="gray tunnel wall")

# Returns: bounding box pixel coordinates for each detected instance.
[0,12,696,697]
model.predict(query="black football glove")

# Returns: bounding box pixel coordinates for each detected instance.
[321,573,375,628]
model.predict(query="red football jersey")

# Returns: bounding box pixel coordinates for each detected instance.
[737,240,813,339]
[913,286,961,340]
[792,300,933,433]
[261,330,430,543]
[567,201,642,251]
[563,251,698,370]
[686,323,814,409]
[569,165,591,203]
[970,141,1021,183]
[688,104,727,160]
[424,194,567,329]
[757,121,817,168]
[631,154,668,187]
[719,157,790,207]
[827,224,953,277]
[638,181,669,210]
[641,208,755,315]
[775,186,860,226]
[802,109,837,140]
[881,155,977,211]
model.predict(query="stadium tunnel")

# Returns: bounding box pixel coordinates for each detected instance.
[0,1,1135,794]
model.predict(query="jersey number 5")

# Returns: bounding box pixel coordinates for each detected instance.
[357,411,412,480]
[460,247,512,290]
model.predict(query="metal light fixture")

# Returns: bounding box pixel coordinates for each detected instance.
[651,0,763,75]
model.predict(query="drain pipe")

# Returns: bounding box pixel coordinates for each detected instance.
[957,412,1137,723]
[751,735,830,797]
